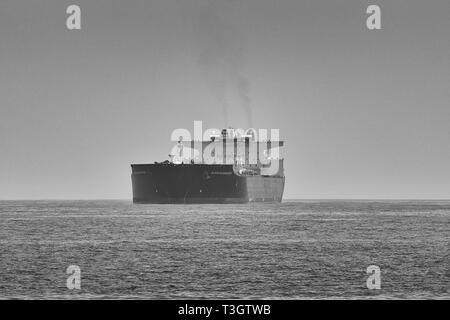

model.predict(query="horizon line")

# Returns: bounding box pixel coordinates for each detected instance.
[0,198,449,202]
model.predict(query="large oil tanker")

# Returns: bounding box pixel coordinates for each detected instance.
[131,129,284,204]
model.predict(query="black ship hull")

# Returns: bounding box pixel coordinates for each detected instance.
[131,163,285,204]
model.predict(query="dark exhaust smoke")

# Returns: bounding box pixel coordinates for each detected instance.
[194,0,253,127]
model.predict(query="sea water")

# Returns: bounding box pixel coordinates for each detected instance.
[0,200,448,299]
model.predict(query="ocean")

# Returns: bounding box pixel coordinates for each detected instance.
[0,200,448,299]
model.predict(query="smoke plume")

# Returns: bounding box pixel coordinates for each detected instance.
[193,0,253,127]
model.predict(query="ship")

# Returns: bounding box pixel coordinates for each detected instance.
[131,128,285,204]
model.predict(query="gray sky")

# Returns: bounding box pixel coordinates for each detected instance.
[0,0,449,200]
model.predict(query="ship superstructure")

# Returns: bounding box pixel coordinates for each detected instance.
[131,129,285,203]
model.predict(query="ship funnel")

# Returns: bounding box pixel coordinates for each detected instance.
[221,129,228,139]
[244,136,249,165]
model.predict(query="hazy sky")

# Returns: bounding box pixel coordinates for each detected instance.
[0,0,449,199]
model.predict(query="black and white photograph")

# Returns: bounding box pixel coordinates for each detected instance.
[0,0,449,311]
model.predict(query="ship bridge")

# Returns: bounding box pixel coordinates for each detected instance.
[169,128,284,176]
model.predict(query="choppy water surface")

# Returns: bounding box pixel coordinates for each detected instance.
[0,200,448,299]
